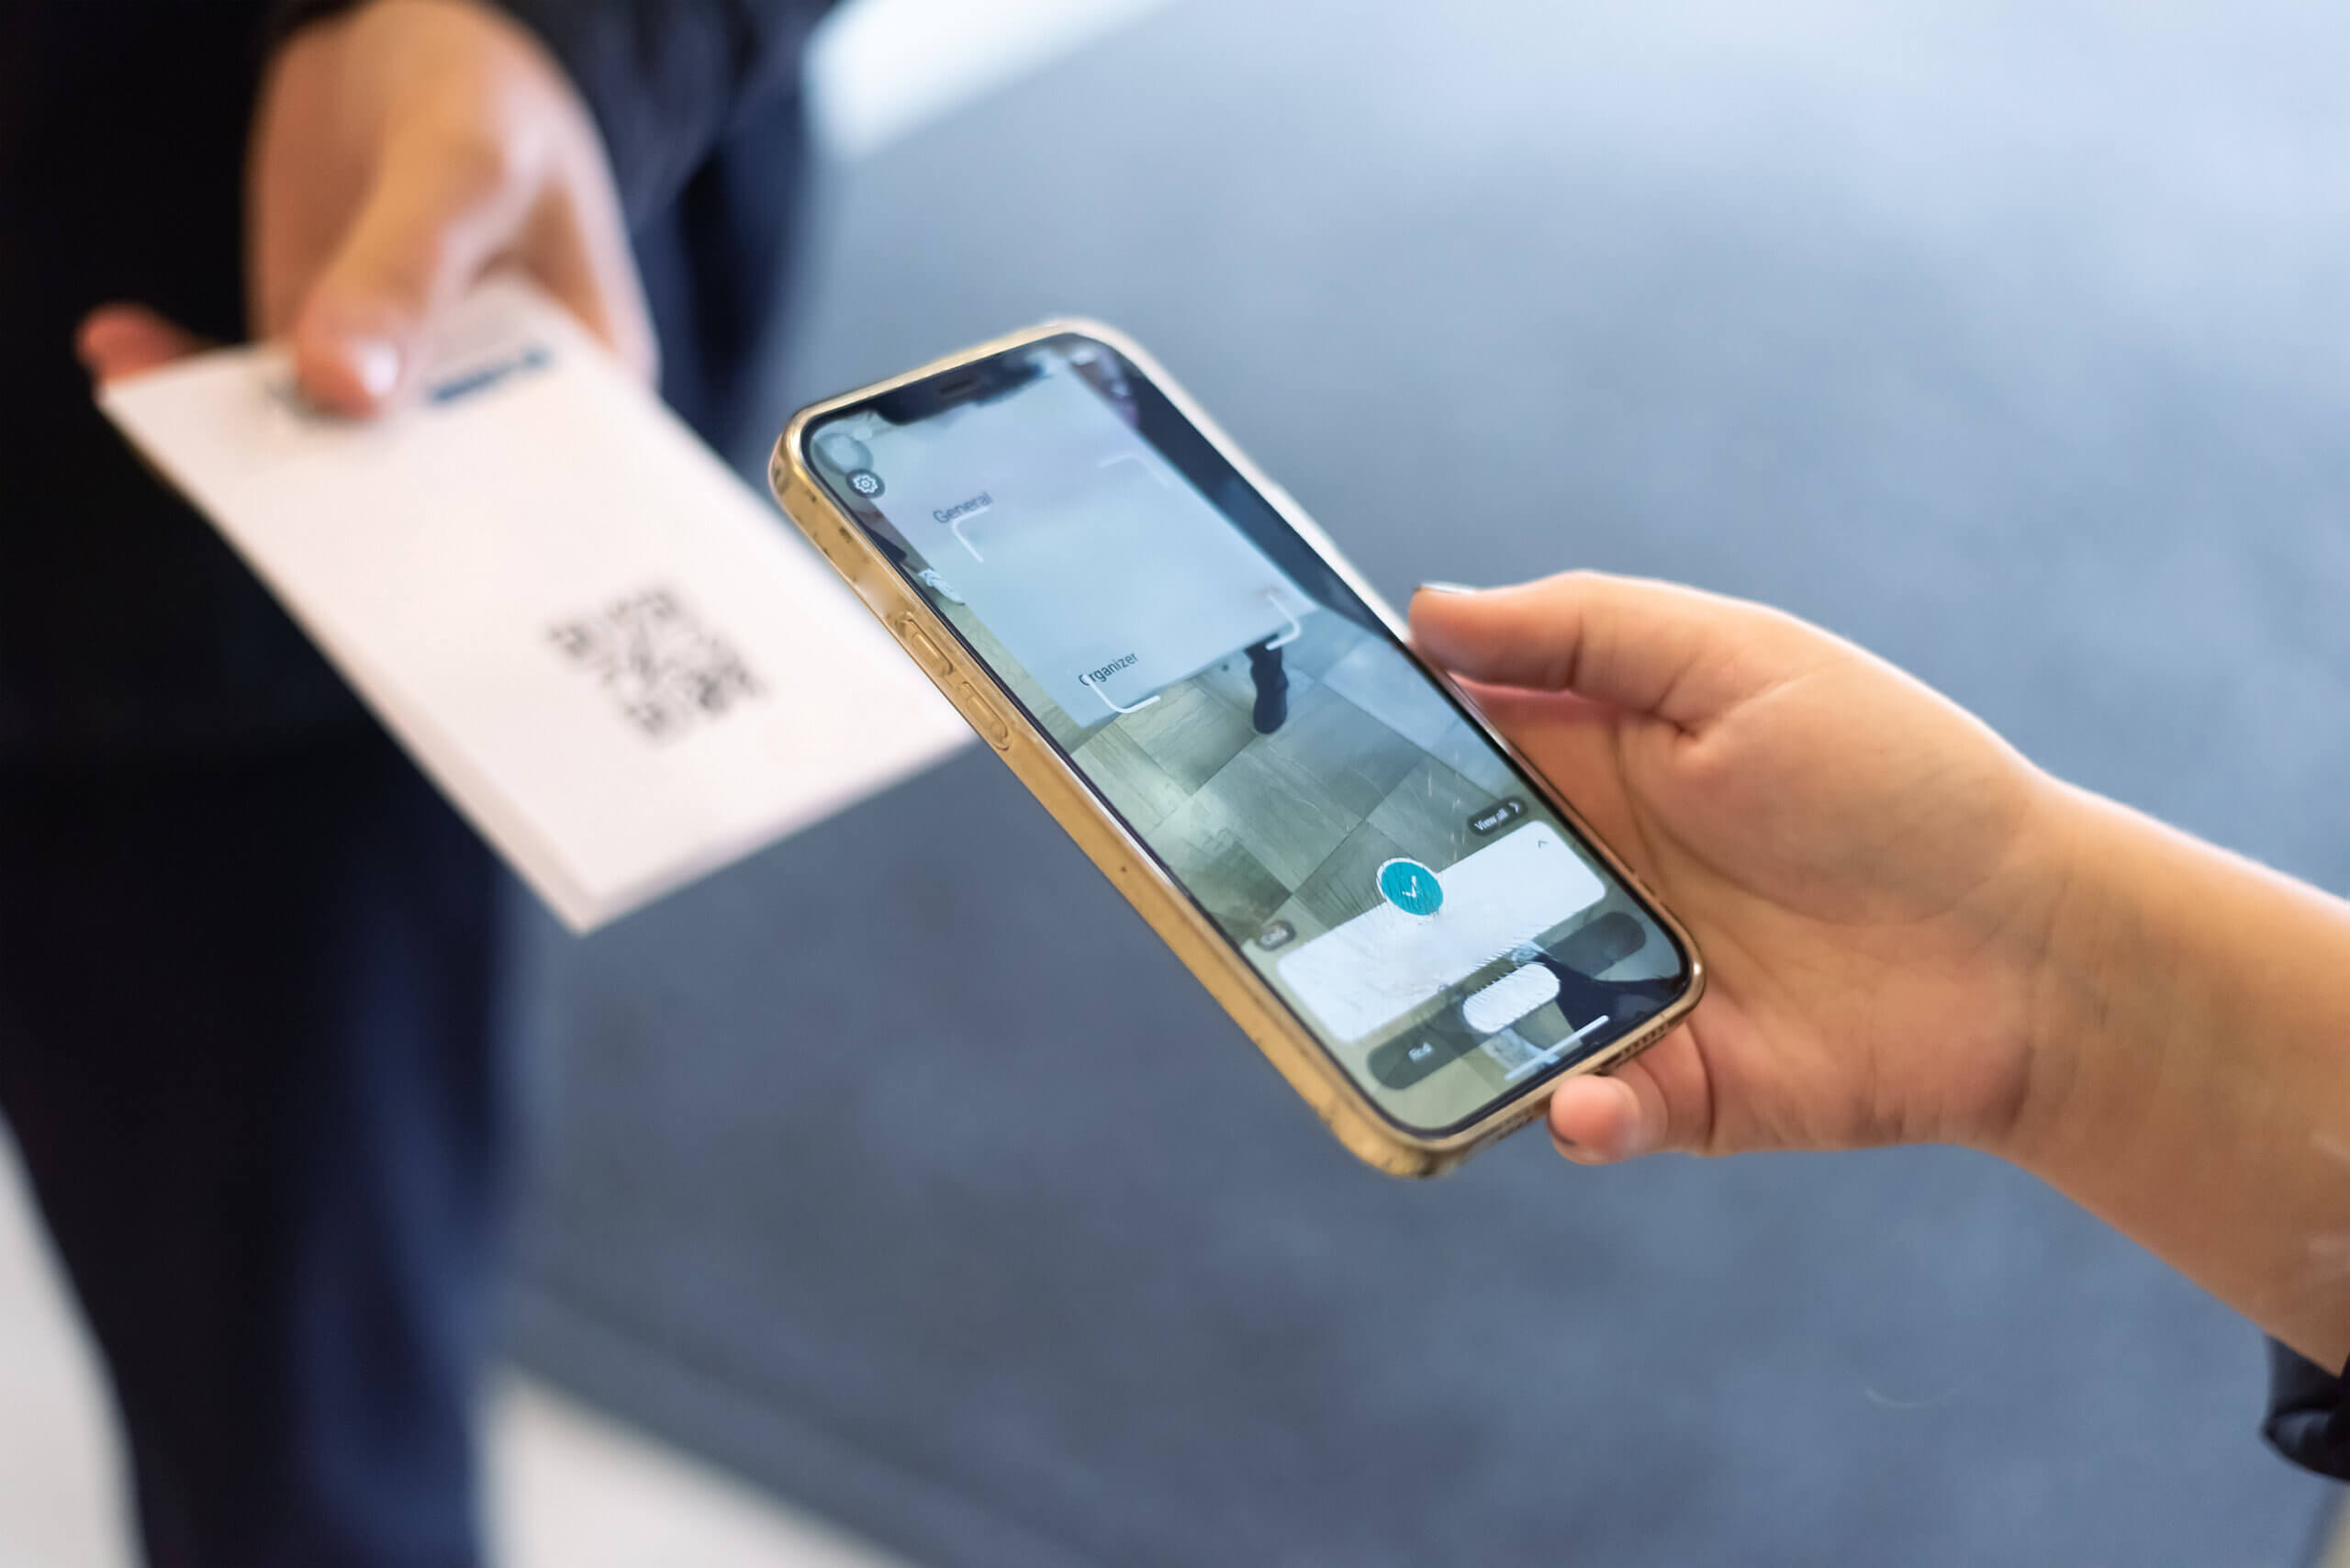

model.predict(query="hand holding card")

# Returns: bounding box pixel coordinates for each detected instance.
[101,280,969,929]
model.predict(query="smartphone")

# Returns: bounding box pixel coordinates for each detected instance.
[771,324,1703,1175]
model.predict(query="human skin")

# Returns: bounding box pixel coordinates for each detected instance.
[1412,573,2350,1370]
[77,0,652,404]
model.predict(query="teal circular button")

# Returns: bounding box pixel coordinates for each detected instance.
[1376,857,1444,916]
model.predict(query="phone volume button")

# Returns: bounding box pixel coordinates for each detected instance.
[952,680,1013,750]
[895,617,955,678]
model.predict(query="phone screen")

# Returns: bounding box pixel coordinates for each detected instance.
[804,334,1691,1137]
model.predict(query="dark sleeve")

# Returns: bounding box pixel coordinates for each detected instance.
[2264,1339,2350,1479]
[271,0,837,223]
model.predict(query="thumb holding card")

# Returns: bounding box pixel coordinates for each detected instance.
[82,0,653,412]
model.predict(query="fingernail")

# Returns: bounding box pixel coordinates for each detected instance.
[1416,581,1479,596]
[342,336,401,401]
[1605,1079,1655,1159]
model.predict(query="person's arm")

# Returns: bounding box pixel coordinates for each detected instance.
[1409,574,2350,1371]
[2012,783,2350,1371]
[84,0,832,409]
[272,0,836,222]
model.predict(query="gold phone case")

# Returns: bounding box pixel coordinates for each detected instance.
[770,322,1704,1176]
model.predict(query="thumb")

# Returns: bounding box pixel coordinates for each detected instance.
[1409,571,1808,730]
[1547,1051,1687,1163]
[290,132,524,415]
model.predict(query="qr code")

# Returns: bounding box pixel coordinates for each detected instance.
[547,587,763,743]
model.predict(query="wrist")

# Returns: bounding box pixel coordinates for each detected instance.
[1987,781,2213,1190]
[1973,779,2350,1367]
[1975,778,2136,1172]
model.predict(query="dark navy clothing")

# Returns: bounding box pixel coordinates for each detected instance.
[0,728,511,1567]
[0,1,827,1562]
[2266,1343,2350,1481]
[0,3,334,756]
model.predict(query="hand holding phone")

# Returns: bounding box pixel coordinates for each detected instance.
[776,326,1702,1173]
[1414,568,2350,1387]
[1411,574,2061,1166]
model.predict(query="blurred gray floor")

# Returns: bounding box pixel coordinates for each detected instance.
[504,1,2350,1563]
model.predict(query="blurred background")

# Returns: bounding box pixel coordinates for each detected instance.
[7,0,2349,1561]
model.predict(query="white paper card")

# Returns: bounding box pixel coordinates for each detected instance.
[101,280,969,931]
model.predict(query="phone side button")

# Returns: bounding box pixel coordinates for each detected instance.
[897,620,955,678]
[952,680,1013,749]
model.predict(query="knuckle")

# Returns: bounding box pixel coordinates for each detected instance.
[392,111,539,213]
[352,222,463,308]
[429,127,533,204]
